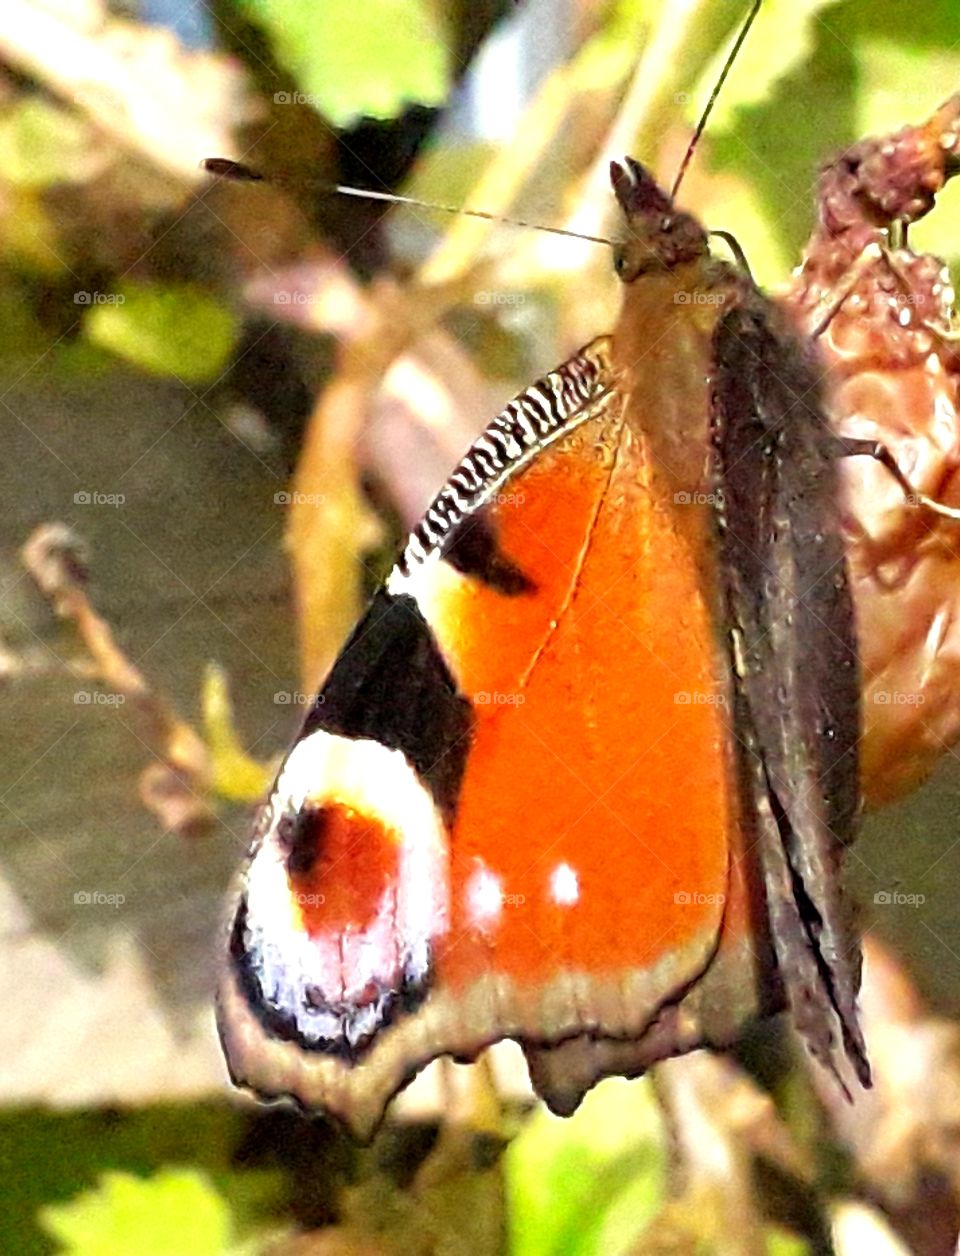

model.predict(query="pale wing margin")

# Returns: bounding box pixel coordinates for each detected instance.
[388,336,615,585]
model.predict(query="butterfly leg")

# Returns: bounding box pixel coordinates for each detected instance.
[838,437,960,522]
[805,243,888,340]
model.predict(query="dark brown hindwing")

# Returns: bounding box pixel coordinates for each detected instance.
[710,296,868,1087]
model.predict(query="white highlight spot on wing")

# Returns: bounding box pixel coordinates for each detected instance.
[466,862,504,930]
[549,861,579,906]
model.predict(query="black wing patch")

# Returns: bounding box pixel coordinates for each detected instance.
[444,508,535,595]
[711,297,868,1089]
[303,590,472,824]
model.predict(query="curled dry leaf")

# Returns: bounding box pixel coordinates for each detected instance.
[243,247,417,688]
[781,94,960,807]
[21,522,215,835]
[137,762,214,841]
[287,366,388,693]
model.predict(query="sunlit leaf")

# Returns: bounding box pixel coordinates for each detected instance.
[688,0,842,132]
[83,282,239,383]
[572,0,654,92]
[239,0,451,125]
[39,1169,234,1256]
[0,99,100,188]
[506,1078,664,1256]
[766,1227,813,1255]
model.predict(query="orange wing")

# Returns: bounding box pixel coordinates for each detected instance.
[219,331,762,1138]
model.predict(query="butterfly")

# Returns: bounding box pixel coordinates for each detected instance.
[208,0,960,1135]
[211,137,886,1139]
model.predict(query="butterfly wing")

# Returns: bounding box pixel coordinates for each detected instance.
[219,335,745,1137]
[711,298,868,1088]
[524,267,869,1115]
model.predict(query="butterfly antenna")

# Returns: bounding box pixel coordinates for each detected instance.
[200,158,611,248]
[669,0,762,202]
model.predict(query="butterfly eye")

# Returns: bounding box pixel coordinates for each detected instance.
[613,246,641,283]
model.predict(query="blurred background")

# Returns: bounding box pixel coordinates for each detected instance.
[5,0,960,1252]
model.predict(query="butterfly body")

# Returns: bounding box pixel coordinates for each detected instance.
[219,159,865,1139]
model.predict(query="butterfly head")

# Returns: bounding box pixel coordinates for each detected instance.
[610,157,708,283]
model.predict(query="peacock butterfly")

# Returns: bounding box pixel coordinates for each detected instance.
[214,65,960,1141]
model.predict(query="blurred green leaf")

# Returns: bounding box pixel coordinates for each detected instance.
[689,0,842,133]
[506,1078,664,1256]
[676,0,853,287]
[83,283,239,384]
[39,1169,235,1256]
[239,0,451,125]
[572,0,654,92]
[766,1228,813,1255]
[835,0,960,136]
[1,1107,286,1256]
[0,100,98,189]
